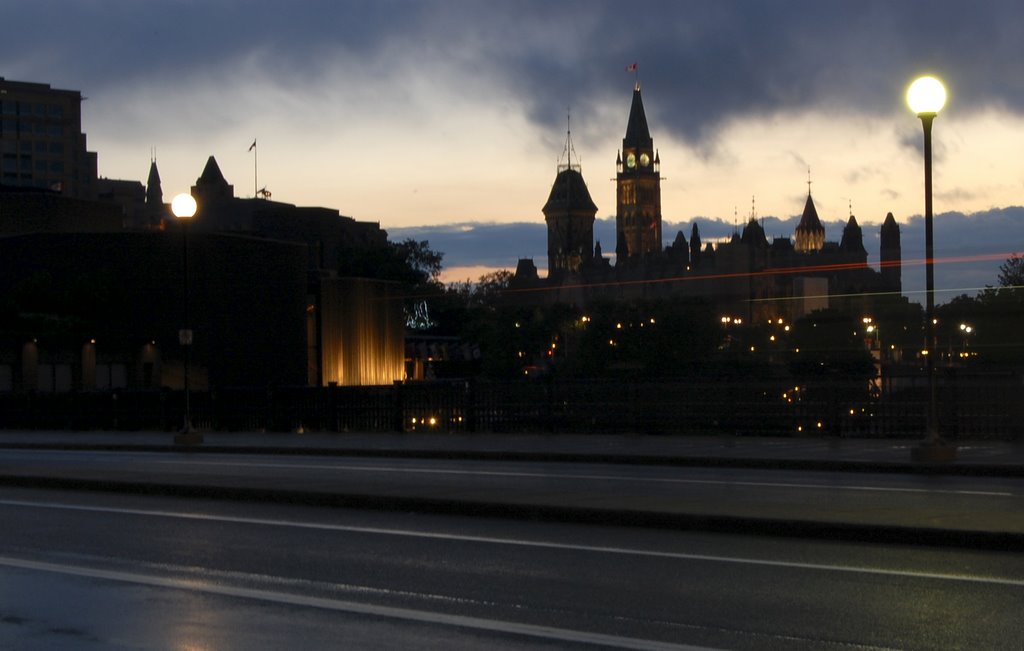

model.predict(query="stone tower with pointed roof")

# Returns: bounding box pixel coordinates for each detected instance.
[191,155,235,204]
[615,83,662,262]
[839,214,867,258]
[794,191,825,253]
[880,212,902,293]
[544,126,597,277]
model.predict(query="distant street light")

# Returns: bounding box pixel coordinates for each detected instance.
[959,323,974,358]
[171,193,202,445]
[907,75,954,462]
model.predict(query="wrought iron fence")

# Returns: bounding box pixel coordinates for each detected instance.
[0,372,1020,439]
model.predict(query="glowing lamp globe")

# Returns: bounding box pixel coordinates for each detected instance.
[171,193,197,219]
[907,76,946,115]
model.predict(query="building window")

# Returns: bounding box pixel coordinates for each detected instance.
[38,364,73,393]
[96,364,128,390]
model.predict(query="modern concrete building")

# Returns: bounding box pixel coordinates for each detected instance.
[0,78,98,199]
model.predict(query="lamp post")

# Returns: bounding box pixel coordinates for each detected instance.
[959,323,973,360]
[907,75,954,461]
[171,193,202,445]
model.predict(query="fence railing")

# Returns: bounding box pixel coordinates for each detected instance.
[0,372,1021,439]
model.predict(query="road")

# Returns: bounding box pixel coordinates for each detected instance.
[1,487,1023,650]
[1,448,1023,649]
[1,448,1023,540]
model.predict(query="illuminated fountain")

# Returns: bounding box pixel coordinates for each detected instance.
[319,278,405,386]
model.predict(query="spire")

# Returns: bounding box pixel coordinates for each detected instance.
[795,190,825,253]
[558,109,581,172]
[623,84,652,149]
[145,158,163,208]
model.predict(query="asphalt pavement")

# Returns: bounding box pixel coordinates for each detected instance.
[1,430,1023,550]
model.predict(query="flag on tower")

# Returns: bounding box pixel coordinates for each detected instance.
[248,139,257,152]
[625,63,638,72]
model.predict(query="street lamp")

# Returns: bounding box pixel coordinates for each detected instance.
[959,323,974,359]
[907,75,954,461]
[171,193,202,445]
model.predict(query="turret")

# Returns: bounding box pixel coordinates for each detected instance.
[689,223,702,267]
[191,156,234,204]
[145,159,163,209]
[880,212,902,293]
[544,122,597,278]
[741,218,769,248]
[839,215,867,258]
[543,167,597,276]
[795,192,825,253]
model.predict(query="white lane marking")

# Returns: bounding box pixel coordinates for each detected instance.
[0,555,713,651]
[152,458,1017,497]
[2,498,1022,588]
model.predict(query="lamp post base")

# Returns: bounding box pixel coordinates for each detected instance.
[911,442,957,463]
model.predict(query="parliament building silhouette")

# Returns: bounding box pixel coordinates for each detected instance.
[510,83,903,326]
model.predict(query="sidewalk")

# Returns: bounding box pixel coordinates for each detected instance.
[1,429,1023,474]
[1,430,1022,550]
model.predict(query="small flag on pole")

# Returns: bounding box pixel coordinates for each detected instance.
[248,139,257,152]
[625,63,638,72]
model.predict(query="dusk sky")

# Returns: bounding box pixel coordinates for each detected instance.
[4,0,1023,290]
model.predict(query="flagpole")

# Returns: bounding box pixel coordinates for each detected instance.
[249,139,258,198]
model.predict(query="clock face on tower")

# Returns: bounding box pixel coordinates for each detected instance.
[626,153,636,169]
[640,153,650,167]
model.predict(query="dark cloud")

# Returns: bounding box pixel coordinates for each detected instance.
[1,0,428,92]
[4,0,1021,147]
[488,0,1024,144]
[394,207,1024,304]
